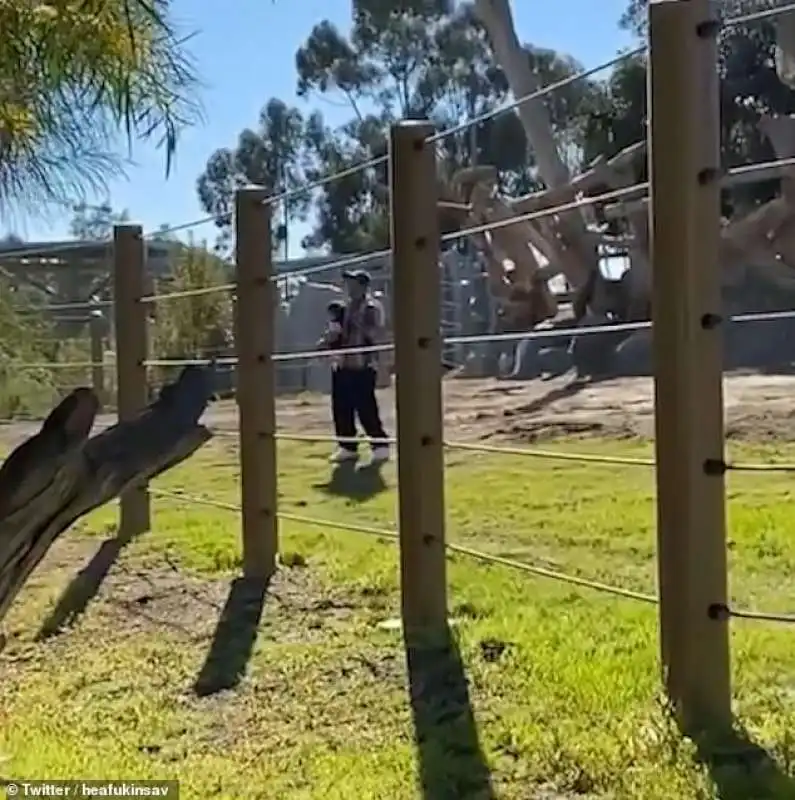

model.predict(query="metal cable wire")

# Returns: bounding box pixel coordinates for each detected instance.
[139,248,392,304]
[15,303,795,372]
[144,1,793,252]
[275,248,392,284]
[723,1,795,28]
[138,181,648,307]
[149,470,795,622]
[143,356,236,368]
[144,49,647,241]
[727,460,795,472]
[726,155,795,181]
[140,151,795,306]
[601,157,795,216]
[137,315,653,369]
[8,360,108,370]
[146,156,390,241]
[227,429,795,474]
[440,182,648,246]
[135,305,795,370]
[427,47,645,144]
[75,151,795,308]
[266,432,795,474]
[92,151,795,310]
[140,281,234,304]
[717,605,795,624]
[149,487,239,513]
[18,136,789,316]
[264,431,656,467]
[442,440,654,466]
[148,486,657,604]
[146,215,225,238]
[272,432,392,444]
[36,299,113,312]
[2,47,640,260]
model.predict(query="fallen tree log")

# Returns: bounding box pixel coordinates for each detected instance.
[0,365,213,625]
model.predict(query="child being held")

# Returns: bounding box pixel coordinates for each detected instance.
[318,300,346,348]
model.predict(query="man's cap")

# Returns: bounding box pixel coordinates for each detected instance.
[342,268,371,285]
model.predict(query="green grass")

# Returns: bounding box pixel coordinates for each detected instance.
[3,435,795,798]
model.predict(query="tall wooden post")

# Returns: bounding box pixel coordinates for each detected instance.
[89,311,105,405]
[113,225,151,537]
[234,187,278,579]
[648,0,731,733]
[389,121,447,635]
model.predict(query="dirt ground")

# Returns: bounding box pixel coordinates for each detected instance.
[264,372,795,443]
[2,372,795,448]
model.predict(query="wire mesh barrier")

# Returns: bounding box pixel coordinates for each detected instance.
[6,0,795,749]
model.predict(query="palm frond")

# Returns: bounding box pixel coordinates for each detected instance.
[0,0,203,215]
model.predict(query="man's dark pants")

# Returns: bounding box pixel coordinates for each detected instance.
[332,366,387,451]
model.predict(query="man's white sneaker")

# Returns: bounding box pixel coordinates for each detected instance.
[370,445,390,464]
[330,448,358,464]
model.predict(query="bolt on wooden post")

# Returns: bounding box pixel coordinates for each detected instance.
[234,187,278,579]
[648,0,731,733]
[389,121,447,636]
[113,225,151,538]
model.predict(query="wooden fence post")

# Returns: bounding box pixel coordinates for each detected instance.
[234,187,278,579]
[389,121,447,635]
[113,225,151,538]
[89,310,105,406]
[648,0,731,733]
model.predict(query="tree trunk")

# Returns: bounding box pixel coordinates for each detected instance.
[473,0,598,285]
[0,366,213,626]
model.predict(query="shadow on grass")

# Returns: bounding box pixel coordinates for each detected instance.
[193,575,270,697]
[313,461,387,503]
[405,625,495,799]
[695,725,795,799]
[37,528,136,640]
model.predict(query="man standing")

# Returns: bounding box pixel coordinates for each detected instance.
[321,269,390,465]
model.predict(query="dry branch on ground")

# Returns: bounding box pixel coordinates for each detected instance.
[0,366,214,625]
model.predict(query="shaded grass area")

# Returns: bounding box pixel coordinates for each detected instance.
[2,435,795,798]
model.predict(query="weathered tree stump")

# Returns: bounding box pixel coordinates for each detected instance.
[0,366,213,625]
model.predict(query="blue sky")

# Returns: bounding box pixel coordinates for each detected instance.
[2,0,634,253]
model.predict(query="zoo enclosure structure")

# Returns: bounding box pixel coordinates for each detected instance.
[57,0,795,742]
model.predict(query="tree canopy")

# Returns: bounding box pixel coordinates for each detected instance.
[195,0,795,255]
[0,0,201,219]
[619,0,795,213]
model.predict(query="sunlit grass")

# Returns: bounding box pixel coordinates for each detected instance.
[1,434,795,798]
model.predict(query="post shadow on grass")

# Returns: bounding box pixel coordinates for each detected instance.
[312,460,387,503]
[193,575,270,697]
[36,527,137,640]
[405,624,495,800]
[694,724,795,799]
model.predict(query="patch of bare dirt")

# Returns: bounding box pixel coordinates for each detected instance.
[261,372,795,444]
[0,532,365,663]
[3,372,794,452]
[0,534,411,766]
